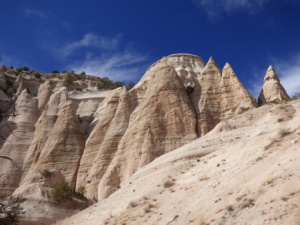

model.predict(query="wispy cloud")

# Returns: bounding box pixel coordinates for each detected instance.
[0,55,14,67]
[58,33,121,57]
[59,33,150,82]
[68,49,149,82]
[273,54,300,97]
[249,54,300,98]
[24,9,47,19]
[191,0,270,18]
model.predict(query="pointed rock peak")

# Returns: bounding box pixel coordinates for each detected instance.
[207,56,217,65]
[222,62,236,78]
[15,74,22,83]
[223,62,231,69]
[264,65,279,82]
[268,65,274,71]
[200,56,221,76]
[120,86,129,95]
[20,88,29,96]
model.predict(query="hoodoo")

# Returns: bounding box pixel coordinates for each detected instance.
[258,65,290,105]
[0,54,293,224]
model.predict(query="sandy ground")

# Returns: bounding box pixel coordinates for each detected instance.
[56,99,300,225]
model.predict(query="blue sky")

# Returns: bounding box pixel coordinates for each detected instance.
[1,0,300,98]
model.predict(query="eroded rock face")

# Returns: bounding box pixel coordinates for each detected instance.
[258,66,290,105]
[97,61,198,200]
[37,80,52,112]
[21,87,68,182]
[75,89,123,194]
[23,103,86,189]
[0,68,7,89]
[0,90,39,196]
[77,87,136,200]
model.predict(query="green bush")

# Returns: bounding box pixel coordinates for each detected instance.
[52,181,73,203]
[0,196,24,225]
[76,186,86,197]
[52,70,59,74]
[34,73,41,79]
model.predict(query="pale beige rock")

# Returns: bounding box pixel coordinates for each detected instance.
[258,65,290,105]
[22,103,86,189]
[219,62,258,119]
[192,58,257,136]
[78,86,135,200]
[0,68,7,89]
[97,63,198,200]
[37,80,52,111]
[21,87,68,182]
[59,99,300,225]
[75,88,123,193]
[0,89,39,196]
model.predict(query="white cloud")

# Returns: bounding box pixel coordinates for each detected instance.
[24,9,47,19]
[0,55,12,67]
[58,33,121,57]
[60,33,150,82]
[191,0,270,18]
[68,50,149,82]
[274,55,300,97]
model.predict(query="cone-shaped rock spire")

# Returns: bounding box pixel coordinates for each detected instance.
[258,66,290,105]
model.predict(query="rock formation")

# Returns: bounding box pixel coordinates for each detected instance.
[0,54,293,224]
[97,60,198,200]
[22,102,86,189]
[0,68,7,89]
[77,87,136,200]
[0,89,39,196]
[258,65,290,105]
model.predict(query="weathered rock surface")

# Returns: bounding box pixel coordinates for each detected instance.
[37,80,52,112]
[0,68,7,89]
[0,89,39,196]
[77,87,135,200]
[258,65,290,105]
[0,54,293,225]
[75,89,123,195]
[22,102,86,189]
[60,99,300,225]
[97,61,198,200]
[20,87,68,182]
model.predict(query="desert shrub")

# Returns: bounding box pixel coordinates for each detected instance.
[52,70,59,74]
[76,186,86,197]
[278,128,289,138]
[80,71,86,75]
[292,93,300,100]
[127,82,135,90]
[34,73,41,79]
[52,181,73,203]
[6,80,13,86]
[129,201,138,208]
[16,66,29,72]
[75,87,82,92]
[41,169,53,179]
[186,86,194,95]
[163,180,174,188]
[0,196,24,225]
[239,107,249,114]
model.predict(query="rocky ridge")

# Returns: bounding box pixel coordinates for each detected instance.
[0,53,291,224]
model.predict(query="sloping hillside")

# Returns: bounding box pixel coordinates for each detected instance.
[59,99,300,225]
